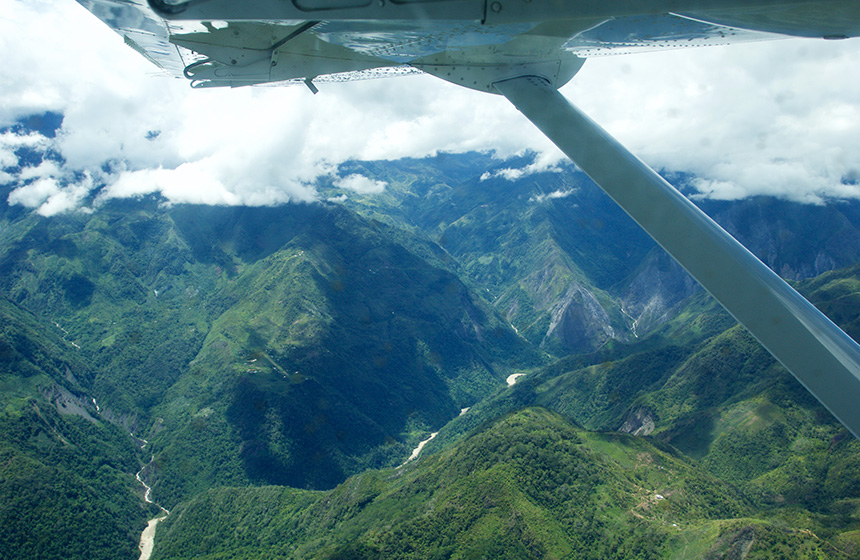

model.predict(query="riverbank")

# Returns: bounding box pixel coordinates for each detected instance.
[506,373,525,386]
[135,452,169,560]
[138,516,167,560]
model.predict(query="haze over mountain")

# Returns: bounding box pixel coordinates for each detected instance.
[2,112,860,558]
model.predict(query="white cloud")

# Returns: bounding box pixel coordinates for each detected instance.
[7,171,93,216]
[562,40,860,202]
[0,148,16,170]
[19,160,61,181]
[1,131,51,170]
[36,182,92,217]
[97,159,318,206]
[333,174,387,195]
[481,151,568,181]
[2,0,860,213]
[530,189,578,204]
[8,177,61,208]
[0,130,49,150]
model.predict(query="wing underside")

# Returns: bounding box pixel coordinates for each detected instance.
[77,0,785,88]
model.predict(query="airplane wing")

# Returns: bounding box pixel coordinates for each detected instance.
[75,0,860,440]
[76,0,858,90]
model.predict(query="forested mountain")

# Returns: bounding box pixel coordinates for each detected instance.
[151,408,857,560]
[0,197,539,504]
[326,155,860,354]
[0,297,151,560]
[2,113,860,558]
[422,264,860,549]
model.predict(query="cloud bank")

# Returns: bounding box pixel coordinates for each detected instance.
[2,0,860,214]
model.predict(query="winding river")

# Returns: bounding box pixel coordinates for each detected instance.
[135,447,169,560]
[130,379,524,554]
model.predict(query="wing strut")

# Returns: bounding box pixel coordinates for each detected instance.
[495,75,860,439]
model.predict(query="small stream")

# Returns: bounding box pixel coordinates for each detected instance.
[401,431,439,466]
[399,377,523,466]
[620,307,641,338]
[400,407,473,467]
[134,439,168,560]
[128,384,514,554]
[135,456,169,516]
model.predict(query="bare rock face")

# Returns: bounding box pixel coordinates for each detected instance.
[542,282,621,352]
[704,525,756,560]
[620,249,699,336]
[619,406,657,436]
[41,383,98,423]
[498,253,632,355]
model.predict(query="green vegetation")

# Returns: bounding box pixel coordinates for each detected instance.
[152,409,855,559]
[0,191,541,518]
[0,298,150,560]
[413,264,860,559]
[143,203,541,505]
[4,151,860,558]
[0,407,149,560]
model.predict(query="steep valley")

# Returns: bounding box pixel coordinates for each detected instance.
[2,147,860,558]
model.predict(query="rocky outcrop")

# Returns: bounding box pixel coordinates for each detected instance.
[497,251,631,355]
[542,282,623,352]
[41,384,98,423]
[618,407,657,436]
[620,249,699,336]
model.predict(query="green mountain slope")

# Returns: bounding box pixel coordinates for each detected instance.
[0,298,151,560]
[0,199,214,421]
[327,156,653,355]
[4,144,860,559]
[151,408,855,559]
[328,156,860,356]
[418,264,860,551]
[149,204,540,504]
[1,197,541,509]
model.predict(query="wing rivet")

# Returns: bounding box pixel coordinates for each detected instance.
[491,2,502,13]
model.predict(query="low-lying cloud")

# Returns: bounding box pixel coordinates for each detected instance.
[480,151,567,182]
[530,189,578,204]
[334,174,388,195]
[564,41,860,203]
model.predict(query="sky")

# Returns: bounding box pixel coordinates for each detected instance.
[2,0,860,216]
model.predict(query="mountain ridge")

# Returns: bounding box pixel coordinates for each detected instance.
[4,127,860,558]
[150,407,856,559]
[327,153,860,354]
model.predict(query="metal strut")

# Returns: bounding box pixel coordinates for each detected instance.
[494,75,860,440]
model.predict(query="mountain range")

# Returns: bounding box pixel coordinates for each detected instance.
[2,112,860,559]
